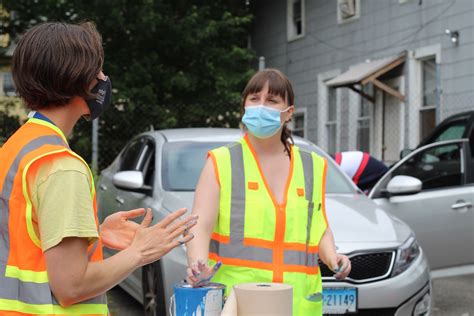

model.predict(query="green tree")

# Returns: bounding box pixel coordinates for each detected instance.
[1,0,254,168]
[0,96,21,145]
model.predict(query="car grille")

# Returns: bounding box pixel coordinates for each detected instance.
[320,251,395,283]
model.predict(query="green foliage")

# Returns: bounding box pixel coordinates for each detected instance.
[1,0,255,169]
[0,96,22,145]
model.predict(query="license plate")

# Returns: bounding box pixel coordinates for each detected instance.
[323,287,358,314]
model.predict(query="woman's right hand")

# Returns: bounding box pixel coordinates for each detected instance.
[128,208,198,267]
[186,260,221,287]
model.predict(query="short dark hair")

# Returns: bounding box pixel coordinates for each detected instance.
[12,22,104,110]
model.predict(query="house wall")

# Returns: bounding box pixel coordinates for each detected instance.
[251,0,474,153]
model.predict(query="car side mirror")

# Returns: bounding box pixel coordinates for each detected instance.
[386,175,422,196]
[113,171,152,195]
[400,148,413,159]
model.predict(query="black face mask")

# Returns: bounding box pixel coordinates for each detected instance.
[85,77,112,121]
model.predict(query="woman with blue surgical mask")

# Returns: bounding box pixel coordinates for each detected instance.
[186,68,351,316]
[241,89,293,139]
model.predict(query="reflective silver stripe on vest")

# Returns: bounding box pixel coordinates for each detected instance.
[0,136,65,252]
[210,239,273,262]
[228,143,246,244]
[299,150,316,268]
[0,135,106,306]
[284,250,319,267]
[210,143,319,269]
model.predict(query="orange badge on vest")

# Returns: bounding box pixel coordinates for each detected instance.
[248,181,259,190]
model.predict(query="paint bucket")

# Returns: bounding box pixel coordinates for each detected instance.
[170,282,226,316]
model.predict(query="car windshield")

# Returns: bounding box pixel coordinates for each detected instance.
[162,141,355,194]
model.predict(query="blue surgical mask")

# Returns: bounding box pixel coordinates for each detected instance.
[242,105,289,138]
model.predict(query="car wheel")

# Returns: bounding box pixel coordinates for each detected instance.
[143,261,167,316]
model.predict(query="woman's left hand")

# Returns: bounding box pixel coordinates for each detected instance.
[100,208,147,250]
[330,254,351,280]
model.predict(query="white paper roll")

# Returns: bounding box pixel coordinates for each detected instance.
[222,283,293,316]
[221,288,238,316]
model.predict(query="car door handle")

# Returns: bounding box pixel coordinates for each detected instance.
[99,184,107,191]
[451,201,472,210]
[115,196,125,205]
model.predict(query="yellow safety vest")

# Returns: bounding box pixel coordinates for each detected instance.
[0,118,108,315]
[209,135,328,316]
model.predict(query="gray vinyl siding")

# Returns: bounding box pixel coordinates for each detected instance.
[251,0,474,148]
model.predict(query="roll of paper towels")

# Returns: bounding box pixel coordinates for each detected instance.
[222,283,293,316]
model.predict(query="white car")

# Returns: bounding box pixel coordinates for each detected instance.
[97,128,431,316]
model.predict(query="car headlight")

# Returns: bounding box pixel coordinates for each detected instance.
[413,292,431,316]
[392,235,420,277]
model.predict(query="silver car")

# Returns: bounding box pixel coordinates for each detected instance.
[97,128,431,316]
[370,138,474,272]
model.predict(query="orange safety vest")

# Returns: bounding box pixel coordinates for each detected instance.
[0,117,108,315]
[208,135,328,315]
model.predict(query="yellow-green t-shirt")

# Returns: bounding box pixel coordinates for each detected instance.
[28,155,99,252]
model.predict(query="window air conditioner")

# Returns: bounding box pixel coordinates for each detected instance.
[339,0,356,19]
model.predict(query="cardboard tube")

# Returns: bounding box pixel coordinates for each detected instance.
[224,283,293,316]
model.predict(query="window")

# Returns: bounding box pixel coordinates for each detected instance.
[287,0,305,41]
[162,142,227,191]
[140,142,155,189]
[393,143,463,190]
[120,138,144,171]
[337,0,360,24]
[420,58,437,140]
[357,84,372,152]
[432,120,468,143]
[292,109,306,137]
[326,88,338,155]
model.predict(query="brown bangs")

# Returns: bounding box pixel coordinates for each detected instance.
[241,68,295,107]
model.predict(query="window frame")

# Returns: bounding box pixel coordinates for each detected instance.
[119,136,155,171]
[317,69,341,154]
[407,44,441,149]
[356,84,373,153]
[287,0,305,42]
[419,57,437,140]
[325,87,339,155]
[119,137,146,171]
[118,136,156,195]
[291,107,307,138]
[139,138,156,191]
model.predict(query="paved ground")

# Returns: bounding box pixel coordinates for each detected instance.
[107,286,142,316]
[108,274,474,315]
[431,274,474,316]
